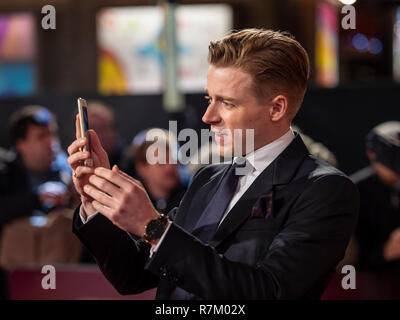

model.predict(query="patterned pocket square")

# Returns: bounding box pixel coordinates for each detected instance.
[250,192,274,219]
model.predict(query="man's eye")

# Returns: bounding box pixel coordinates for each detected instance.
[223,101,234,107]
[204,96,212,104]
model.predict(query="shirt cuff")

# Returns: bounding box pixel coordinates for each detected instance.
[79,205,98,224]
[149,220,172,258]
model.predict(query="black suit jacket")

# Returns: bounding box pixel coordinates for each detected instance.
[72,134,359,299]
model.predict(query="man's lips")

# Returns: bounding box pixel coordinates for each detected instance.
[213,132,227,137]
[211,129,228,136]
[212,130,229,143]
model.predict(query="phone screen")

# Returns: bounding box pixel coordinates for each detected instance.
[77,97,92,166]
[82,105,89,134]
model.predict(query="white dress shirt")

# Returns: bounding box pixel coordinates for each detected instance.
[80,129,295,256]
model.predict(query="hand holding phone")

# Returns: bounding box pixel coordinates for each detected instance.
[77,97,93,167]
[67,98,110,217]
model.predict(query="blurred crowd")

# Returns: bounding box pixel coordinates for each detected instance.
[0,102,399,298]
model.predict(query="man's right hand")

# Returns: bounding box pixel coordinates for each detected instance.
[67,114,110,218]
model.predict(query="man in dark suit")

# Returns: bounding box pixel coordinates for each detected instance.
[68,29,359,299]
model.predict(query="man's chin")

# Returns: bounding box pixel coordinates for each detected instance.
[217,145,234,161]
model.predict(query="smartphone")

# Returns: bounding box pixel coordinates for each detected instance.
[77,97,93,166]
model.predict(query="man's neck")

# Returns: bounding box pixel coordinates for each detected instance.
[251,126,292,155]
[236,128,294,173]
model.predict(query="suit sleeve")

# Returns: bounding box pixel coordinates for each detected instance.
[72,205,162,295]
[144,175,359,299]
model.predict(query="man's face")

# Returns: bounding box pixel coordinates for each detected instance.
[137,148,180,195]
[142,163,179,192]
[17,124,54,171]
[202,66,272,157]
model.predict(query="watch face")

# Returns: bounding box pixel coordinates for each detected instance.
[146,219,165,240]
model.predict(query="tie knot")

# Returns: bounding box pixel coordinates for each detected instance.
[232,157,253,176]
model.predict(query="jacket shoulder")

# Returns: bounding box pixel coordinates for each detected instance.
[282,154,358,204]
[297,156,359,210]
[305,155,352,183]
[288,155,360,222]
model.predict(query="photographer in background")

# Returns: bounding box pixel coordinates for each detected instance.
[0,106,72,229]
[0,106,80,271]
[352,121,400,271]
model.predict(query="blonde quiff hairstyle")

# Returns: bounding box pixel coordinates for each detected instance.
[208,29,310,119]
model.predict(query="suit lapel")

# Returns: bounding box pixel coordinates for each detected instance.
[209,133,310,248]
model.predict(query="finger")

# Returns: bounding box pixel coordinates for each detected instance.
[67,138,87,156]
[83,184,115,209]
[75,165,95,178]
[92,200,114,220]
[88,174,121,198]
[68,151,90,169]
[94,167,132,190]
[112,165,144,190]
[76,114,82,140]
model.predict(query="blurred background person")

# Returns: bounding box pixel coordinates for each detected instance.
[0,106,72,231]
[351,121,400,271]
[0,106,81,272]
[132,128,187,214]
[86,100,129,169]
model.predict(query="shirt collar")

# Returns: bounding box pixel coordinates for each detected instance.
[234,128,295,174]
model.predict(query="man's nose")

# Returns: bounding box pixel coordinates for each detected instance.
[202,103,221,125]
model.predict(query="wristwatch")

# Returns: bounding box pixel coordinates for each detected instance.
[142,214,169,244]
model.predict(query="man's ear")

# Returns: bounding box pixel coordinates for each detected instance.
[269,95,288,122]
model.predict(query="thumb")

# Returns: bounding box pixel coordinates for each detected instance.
[112,164,119,172]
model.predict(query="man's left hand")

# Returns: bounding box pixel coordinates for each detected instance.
[83,165,159,237]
